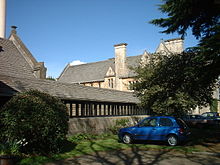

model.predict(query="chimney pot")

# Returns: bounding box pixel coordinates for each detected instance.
[114,43,128,47]
[11,26,17,34]
[11,25,17,29]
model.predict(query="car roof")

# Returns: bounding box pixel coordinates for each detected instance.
[188,114,202,116]
[202,112,219,114]
[146,116,175,119]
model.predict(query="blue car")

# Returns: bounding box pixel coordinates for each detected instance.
[118,116,190,146]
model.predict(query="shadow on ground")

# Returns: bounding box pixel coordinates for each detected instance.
[47,138,220,165]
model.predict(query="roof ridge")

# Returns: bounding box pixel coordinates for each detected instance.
[69,55,142,68]
[69,58,114,67]
[164,38,182,42]
[127,54,142,58]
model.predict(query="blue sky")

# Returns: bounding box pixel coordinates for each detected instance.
[6,0,198,78]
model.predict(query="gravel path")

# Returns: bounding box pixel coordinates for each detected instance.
[46,148,220,165]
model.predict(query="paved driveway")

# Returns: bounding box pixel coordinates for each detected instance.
[46,148,220,165]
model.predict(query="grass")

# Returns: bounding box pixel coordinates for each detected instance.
[17,125,220,165]
[17,131,207,165]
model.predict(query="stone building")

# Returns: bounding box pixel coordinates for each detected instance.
[58,38,184,91]
[0,27,146,134]
[0,27,142,118]
[1,26,47,79]
[58,38,220,114]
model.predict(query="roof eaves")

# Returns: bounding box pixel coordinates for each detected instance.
[72,79,105,83]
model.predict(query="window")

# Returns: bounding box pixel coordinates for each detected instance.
[159,118,173,127]
[108,78,114,88]
[128,81,137,90]
[176,118,187,129]
[139,118,157,127]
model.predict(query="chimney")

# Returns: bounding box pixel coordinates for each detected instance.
[0,0,6,38]
[163,38,184,54]
[114,43,128,77]
[114,43,128,90]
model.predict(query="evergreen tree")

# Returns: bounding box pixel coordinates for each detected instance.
[133,0,220,116]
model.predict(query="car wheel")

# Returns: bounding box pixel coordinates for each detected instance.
[167,135,178,146]
[122,134,132,144]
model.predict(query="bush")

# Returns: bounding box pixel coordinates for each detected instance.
[109,119,130,134]
[0,90,69,155]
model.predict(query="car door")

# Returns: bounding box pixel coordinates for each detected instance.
[153,117,174,141]
[132,117,158,140]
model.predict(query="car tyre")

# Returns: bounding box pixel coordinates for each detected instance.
[167,135,178,146]
[122,134,132,144]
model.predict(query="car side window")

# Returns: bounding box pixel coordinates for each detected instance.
[139,118,157,127]
[208,113,214,117]
[159,118,173,127]
[202,113,207,117]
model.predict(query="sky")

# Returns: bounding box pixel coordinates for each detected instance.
[6,0,199,78]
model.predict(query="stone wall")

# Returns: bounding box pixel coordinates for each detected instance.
[68,115,149,135]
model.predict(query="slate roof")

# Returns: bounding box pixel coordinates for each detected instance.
[58,55,142,83]
[59,58,115,83]
[58,38,183,84]
[0,34,139,104]
[0,74,139,104]
[0,37,36,79]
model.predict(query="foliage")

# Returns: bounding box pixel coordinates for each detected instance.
[210,99,218,112]
[133,51,217,116]
[68,133,96,142]
[150,0,220,39]
[150,0,220,80]
[0,90,69,155]
[46,76,56,81]
[0,140,20,156]
[109,119,130,134]
[133,0,220,116]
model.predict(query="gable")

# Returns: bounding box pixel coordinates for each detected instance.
[0,38,37,79]
[58,59,115,83]
[8,30,46,79]
[155,42,170,55]
[105,67,115,77]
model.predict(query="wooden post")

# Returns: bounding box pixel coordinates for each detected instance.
[108,104,111,116]
[99,104,103,116]
[85,104,88,116]
[94,103,97,116]
[104,104,106,116]
[69,103,73,117]
[81,103,85,117]
[76,103,79,117]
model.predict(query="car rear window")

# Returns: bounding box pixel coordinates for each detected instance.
[176,118,188,128]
